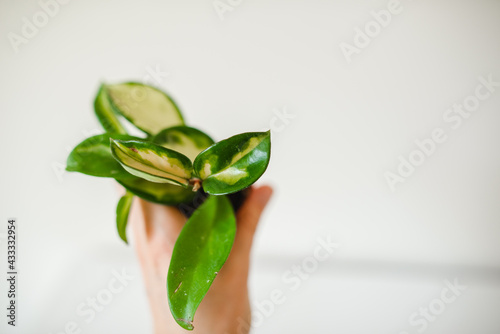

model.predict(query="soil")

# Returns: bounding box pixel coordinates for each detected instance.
[177,188,251,218]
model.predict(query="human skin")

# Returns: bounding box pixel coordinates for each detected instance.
[129,185,273,334]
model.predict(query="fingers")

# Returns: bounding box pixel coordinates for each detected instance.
[130,198,187,276]
[233,185,273,254]
[138,199,186,248]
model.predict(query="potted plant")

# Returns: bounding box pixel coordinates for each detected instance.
[66,82,271,330]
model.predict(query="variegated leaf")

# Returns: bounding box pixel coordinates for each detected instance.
[105,82,184,135]
[152,126,214,162]
[110,139,193,187]
[94,84,126,134]
[193,131,271,195]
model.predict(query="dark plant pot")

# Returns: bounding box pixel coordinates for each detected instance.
[178,187,251,218]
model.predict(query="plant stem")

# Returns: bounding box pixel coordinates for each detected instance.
[189,178,202,192]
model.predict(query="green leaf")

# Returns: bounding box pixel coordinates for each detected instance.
[110,139,193,187]
[152,126,214,162]
[193,131,271,195]
[116,191,133,244]
[66,133,140,179]
[105,82,184,135]
[117,177,196,205]
[167,195,236,330]
[94,84,127,134]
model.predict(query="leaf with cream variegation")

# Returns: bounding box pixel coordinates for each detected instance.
[193,131,271,195]
[153,126,214,162]
[94,84,126,134]
[105,82,184,135]
[110,139,193,187]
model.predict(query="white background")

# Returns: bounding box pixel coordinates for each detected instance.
[1,0,499,333]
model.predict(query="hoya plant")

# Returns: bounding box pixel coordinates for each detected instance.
[66,82,271,330]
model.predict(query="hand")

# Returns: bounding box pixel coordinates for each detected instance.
[129,185,273,334]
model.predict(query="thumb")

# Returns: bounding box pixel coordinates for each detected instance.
[233,185,273,254]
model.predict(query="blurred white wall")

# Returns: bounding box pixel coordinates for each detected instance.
[1,0,499,333]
